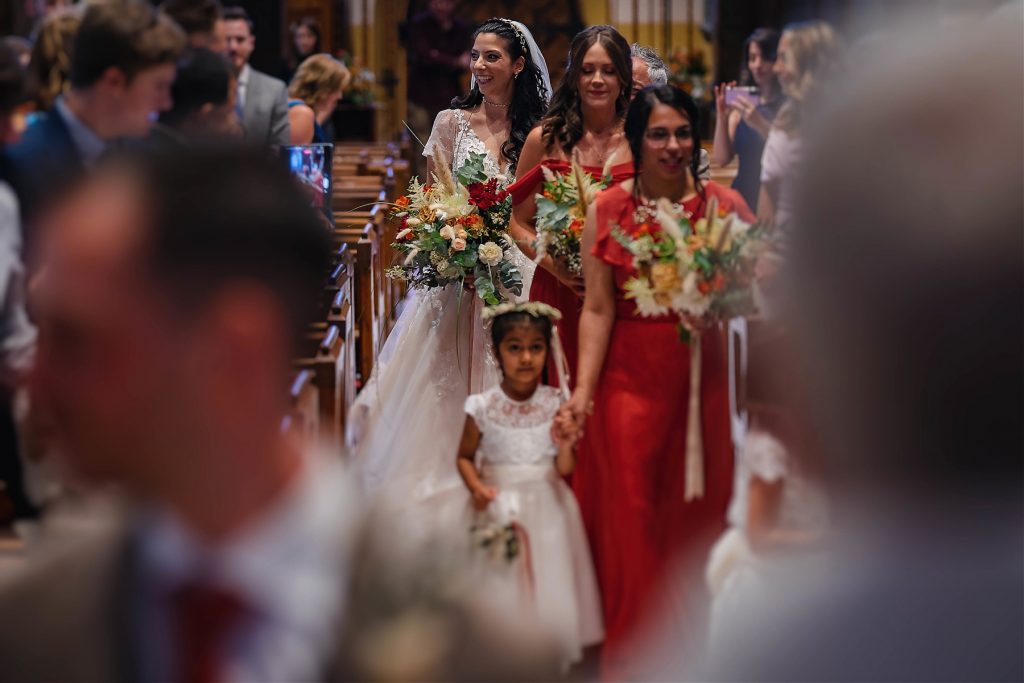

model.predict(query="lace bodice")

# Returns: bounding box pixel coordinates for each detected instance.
[423,109,512,180]
[465,385,561,466]
[726,431,829,535]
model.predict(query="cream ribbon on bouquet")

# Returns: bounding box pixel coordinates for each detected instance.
[684,335,704,501]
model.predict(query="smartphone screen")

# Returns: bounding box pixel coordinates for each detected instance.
[725,86,761,109]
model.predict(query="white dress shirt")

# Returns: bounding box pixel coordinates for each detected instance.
[137,451,360,683]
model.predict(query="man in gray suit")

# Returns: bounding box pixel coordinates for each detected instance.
[223,6,289,146]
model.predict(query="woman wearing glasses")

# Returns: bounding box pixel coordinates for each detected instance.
[561,85,754,676]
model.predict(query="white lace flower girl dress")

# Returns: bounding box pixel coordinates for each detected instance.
[464,383,603,669]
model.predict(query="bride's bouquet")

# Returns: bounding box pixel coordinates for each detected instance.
[387,151,523,305]
[532,160,609,275]
[613,194,764,337]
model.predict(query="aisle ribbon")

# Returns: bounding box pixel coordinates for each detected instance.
[685,334,705,501]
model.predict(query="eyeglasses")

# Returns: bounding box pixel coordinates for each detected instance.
[644,128,692,148]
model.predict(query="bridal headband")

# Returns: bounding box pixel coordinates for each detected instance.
[494,17,530,57]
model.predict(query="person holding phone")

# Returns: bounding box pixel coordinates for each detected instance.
[712,28,783,210]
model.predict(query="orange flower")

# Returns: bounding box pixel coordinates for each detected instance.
[543,191,555,200]
[687,236,707,254]
[569,218,584,237]
[395,195,411,208]
[711,272,725,292]
[636,223,650,236]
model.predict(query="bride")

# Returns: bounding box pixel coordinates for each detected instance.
[347,18,551,507]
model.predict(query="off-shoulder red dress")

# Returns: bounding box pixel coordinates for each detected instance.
[582,182,755,675]
[508,159,634,389]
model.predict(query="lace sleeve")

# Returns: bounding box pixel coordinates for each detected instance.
[464,393,486,431]
[741,431,789,483]
[422,109,460,170]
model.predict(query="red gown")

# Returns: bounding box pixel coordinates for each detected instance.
[581,182,755,675]
[508,159,634,389]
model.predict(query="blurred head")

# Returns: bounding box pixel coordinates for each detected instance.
[542,25,631,154]
[288,53,350,117]
[290,17,321,59]
[222,6,255,73]
[626,85,701,188]
[774,21,842,113]
[70,1,186,138]
[27,6,81,111]
[787,9,1021,511]
[630,44,668,99]
[741,28,780,92]
[0,42,29,145]
[159,0,226,53]
[490,311,552,384]
[30,147,330,491]
[428,0,455,22]
[160,48,239,137]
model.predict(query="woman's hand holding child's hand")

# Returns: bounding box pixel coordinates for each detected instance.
[552,411,582,449]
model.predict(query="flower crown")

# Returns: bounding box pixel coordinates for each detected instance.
[481,301,563,322]
[494,17,530,58]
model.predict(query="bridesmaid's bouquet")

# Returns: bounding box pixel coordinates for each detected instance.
[532,160,609,275]
[387,151,523,305]
[613,195,764,339]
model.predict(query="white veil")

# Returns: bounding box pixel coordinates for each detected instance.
[471,19,552,105]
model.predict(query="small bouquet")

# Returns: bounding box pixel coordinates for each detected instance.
[469,490,522,564]
[387,151,523,305]
[613,194,765,502]
[613,194,763,339]
[532,156,615,275]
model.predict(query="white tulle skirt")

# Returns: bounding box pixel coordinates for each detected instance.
[469,464,604,670]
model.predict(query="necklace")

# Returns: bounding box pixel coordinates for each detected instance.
[483,97,511,108]
[585,127,621,166]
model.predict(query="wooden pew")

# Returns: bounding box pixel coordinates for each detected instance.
[294,323,345,444]
[354,221,383,390]
[283,369,319,442]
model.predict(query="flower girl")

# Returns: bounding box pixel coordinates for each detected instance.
[456,302,603,669]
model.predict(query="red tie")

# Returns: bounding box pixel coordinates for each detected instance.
[171,581,248,683]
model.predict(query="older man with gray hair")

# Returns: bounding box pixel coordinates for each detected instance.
[631,43,709,180]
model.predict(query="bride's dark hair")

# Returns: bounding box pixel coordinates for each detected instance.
[451,19,549,173]
[540,25,632,155]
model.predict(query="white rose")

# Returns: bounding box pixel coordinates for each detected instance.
[451,237,468,252]
[456,228,468,240]
[439,225,455,240]
[478,241,504,267]
[405,217,421,227]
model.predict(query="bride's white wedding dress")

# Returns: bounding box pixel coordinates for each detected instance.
[346,108,536,507]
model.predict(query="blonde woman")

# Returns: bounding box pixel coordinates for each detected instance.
[758,21,843,231]
[26,6,81,112]
[286,53,350,144]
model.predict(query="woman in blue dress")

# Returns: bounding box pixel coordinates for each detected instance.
[287,53,350,144]
[711,28,783,211]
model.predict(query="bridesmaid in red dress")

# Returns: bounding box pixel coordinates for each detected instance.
[507,25,635,388]
[563,85,755,677]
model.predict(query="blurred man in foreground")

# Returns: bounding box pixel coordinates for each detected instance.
[0,147,360,682]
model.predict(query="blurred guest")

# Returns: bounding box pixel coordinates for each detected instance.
[159,0,227,54]
[712,28,783,211]
[631,44,711,180]
[9,0,184,233]
[630,43,668,96]
[25,5,81,113]
[757,21,842,232]
[406,0,471,179]
[0,41,38,527]
[223,5,290,147]
[153,48,241,144]
[0,147,357,681]
[287,53,349,145]
[280,16,322,84]
[705,5,1022,680]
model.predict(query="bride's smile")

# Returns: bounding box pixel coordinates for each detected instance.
[470,32,524,101]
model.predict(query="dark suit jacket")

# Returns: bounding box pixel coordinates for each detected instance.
[5,110,86,242]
